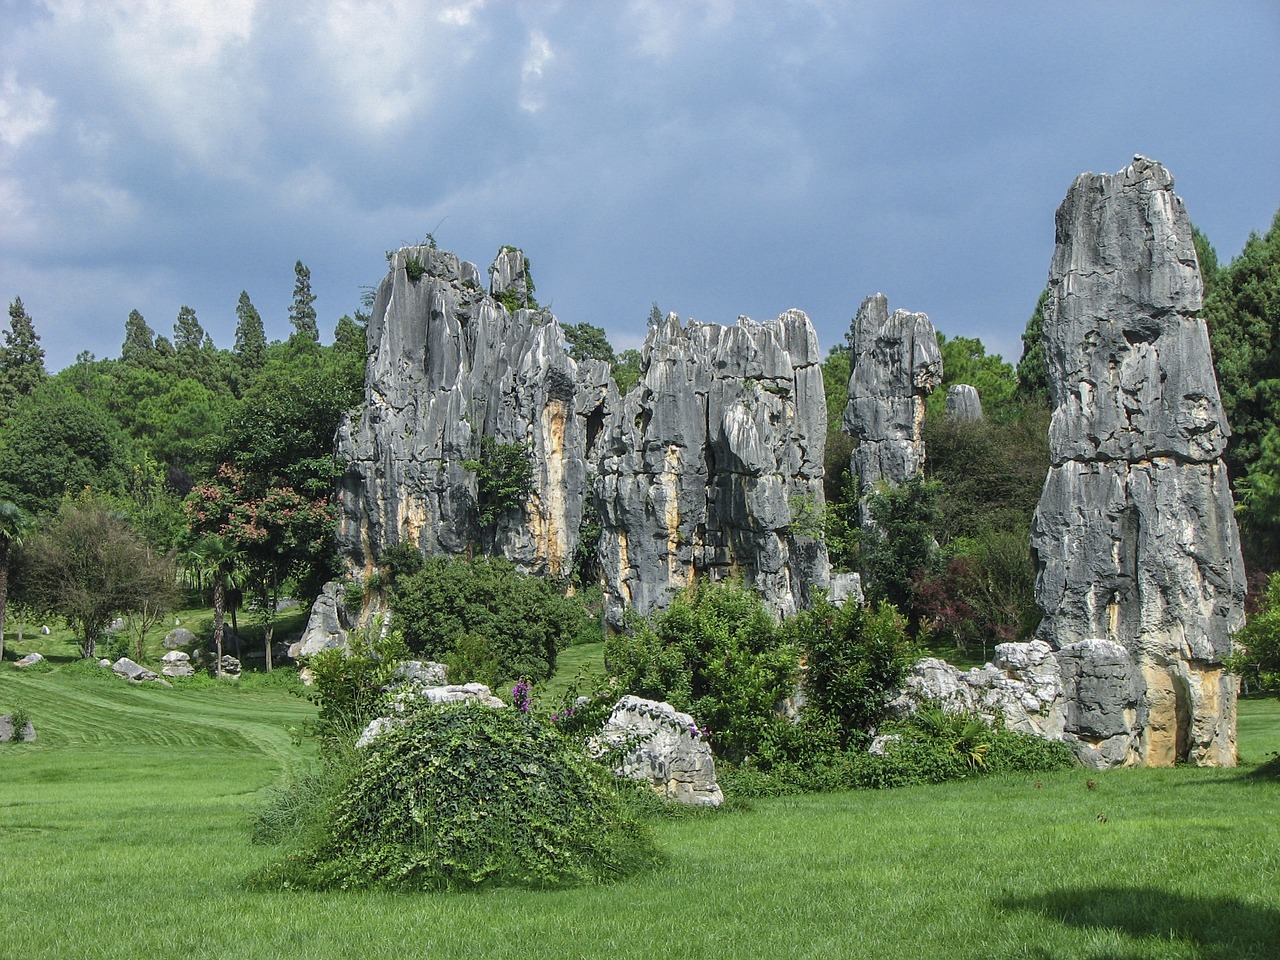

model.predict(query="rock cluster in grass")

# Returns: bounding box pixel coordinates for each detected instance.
[1030,156,1246,768]
[13,652,43,668]
[594,695,723,807]
[112,657,171,686]
[356,666,506,748]
[161,651,193,678]
[841,292,943,522]
[336,246,831,626]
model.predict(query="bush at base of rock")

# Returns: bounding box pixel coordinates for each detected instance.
[252,701,660,891]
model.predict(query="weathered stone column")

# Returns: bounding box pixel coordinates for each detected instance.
[1030,156,1245,767]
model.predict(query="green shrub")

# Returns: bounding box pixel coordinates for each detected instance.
[302,626,409,745]
[462,436,534,531]
[606,580,799,763]
[255,702,660,891]
[390,556,585,683]
[443,632,506,690]
[1228,571,1280,695]
[404,254,426,282]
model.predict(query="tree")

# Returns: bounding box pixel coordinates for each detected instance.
[289,261,319,342]
[562,322,615,364]
[121,309,157,365]
[463,436,534,534]
[612,348,644,394]
[927,333,1017,420]
[1015,288,1051,405]
[1193,224,1220,296]
[0,500,34,661]
[234,291,267,371]
[1,297,48,416]
[860,475,942,618]
[173,305,205,355]
[123,546,178,661]
[22,497,165,659]
[180,534,244,678]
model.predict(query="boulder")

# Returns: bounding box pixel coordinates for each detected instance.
[0,715,35,743]
[288,582,352,660]
[594,695,723,807]
[160,650,194,678]
[1030,156,1245,767]
[391,660,449,687]
[40,625,50,635]
[13,652,43,668]
[111,657,169,685]
[595,309,830,625]
[945,384,983,420]
[356,678,506,747]
[842,293,942,523]
[163,628,197,650]
[218,656,241,677]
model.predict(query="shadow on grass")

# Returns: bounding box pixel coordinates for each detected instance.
[999,886,1280,959]
[1242,752,1280,781]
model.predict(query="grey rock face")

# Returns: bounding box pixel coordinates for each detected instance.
[289,581,353,660]
[594,695,722,806]
[945,384,983,420]
[163,628,197,650]
[0,715,35,742]
[111,658,169,685]
[1030,156,1245,767]
[595,310,829,625]
[219,656,242,677]
[842,294,942,516]
[161,650,194,678]
[336,246,611,581]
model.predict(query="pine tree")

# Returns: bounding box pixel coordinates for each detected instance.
[121,309,156,363]
[173,305,205,354]
[233,291,267,368]
[289,261,319,342]
[1,297,48,412]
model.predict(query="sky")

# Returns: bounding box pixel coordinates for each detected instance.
[1,1,1278,374]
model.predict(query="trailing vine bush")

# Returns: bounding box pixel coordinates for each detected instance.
[254,701,660,891]
[463,435,533,530]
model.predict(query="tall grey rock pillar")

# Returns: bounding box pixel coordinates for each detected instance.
[335,246,611,579]
[841,294,942,520]
[1030,156,1245,767]
[595,310,829,626]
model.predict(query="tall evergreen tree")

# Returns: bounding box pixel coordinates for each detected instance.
[289,261,319,342]
[173,305,205,355]
[1015,288,1051,405]
[1,297,48,414]
[233,291,267,368]
[121,309,156,363]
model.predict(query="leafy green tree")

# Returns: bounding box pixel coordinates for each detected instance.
[173,305,205,355]
[22,496,168,659]
[860,475,942,618]
[562,322,615,364]
[0,500,34,661]
[927,334,1017,420]
[289,261,319,343]
[179,533,244,677]
[1015,288,1051,405]
[390,556,585,682]
[463,436,534,533]
[612,348,643,394]
[121,309,157,365]
[233,291,267,370]
[0,297,48,417]
[134,377,228,474]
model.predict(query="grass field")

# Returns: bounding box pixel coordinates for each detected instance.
[1,658,1277,960]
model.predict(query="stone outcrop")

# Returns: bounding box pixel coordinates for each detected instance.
[336,247,611,581]
[356,668,506,747]
[595,310,829,625]
[161,650,194,678]
[1030,156,1246,767]
[13,652,43,668]
[842,294,942,519]
[163,628,196,650]
[111,658,170,686]
[945,384,983,420]
[594,695,722,806]
[289,581,353,660]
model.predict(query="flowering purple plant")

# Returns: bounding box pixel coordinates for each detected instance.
[687,721,711,742]
[511,679,532,713]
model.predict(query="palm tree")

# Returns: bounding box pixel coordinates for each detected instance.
[0,500,33,662]
[181,535,244,679]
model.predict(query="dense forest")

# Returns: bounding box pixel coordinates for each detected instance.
[2,211,1278,684]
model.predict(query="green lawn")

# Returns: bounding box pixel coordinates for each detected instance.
[1,662,1276,960]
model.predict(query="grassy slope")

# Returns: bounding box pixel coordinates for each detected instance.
[0,664,1277,960]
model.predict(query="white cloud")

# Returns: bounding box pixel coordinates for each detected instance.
[439,0,485,27]
[624,0,735,60]
[0,72,56,149]
[519,29,554,113]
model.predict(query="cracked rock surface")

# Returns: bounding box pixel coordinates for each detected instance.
[1030,156,1245,767]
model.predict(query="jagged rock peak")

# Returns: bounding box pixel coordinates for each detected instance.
[841,293,942,518]
[1030,158,1245,768]
[335,244,611,580]
[595,308,829,626]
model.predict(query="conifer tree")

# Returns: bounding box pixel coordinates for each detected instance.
[289,261,319,342]
[121,309,156,363]
[233,291,267,368]
[1,297,48,412]
[173,305,205,354]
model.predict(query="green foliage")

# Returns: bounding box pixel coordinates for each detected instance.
[0,296,49,417]
[172,305,204,356]
[1015,287,1051,405]
[463,435,534,531]
[232,292,266,372]
[444,632,507,689]
[1228,571,1280,695]
[120,309,157,365]
[860,475,942,616]
[787,596,914,749]
[1193,224,1220,294]
[288,261,319,342]
[302,625,408,745]
[377,540,423,583]
[257,701,660,891]
[562,322,615,364]
[606,580,798,763]
[404,254,427,282]
[926,333,1018,420]
[390,556,584,682]
[612,348,644,394]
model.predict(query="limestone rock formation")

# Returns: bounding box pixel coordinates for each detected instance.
[111,658,170,686]
[163,628,196,650]
[945,384,983,420]
[594,695,723,806]
[1030,156,1245,767]
[289,581,353,660]
[842,294,942,516]
[0,714,35,742]
[595,310,829,625]
[336,246,610,581]
[161,650,194,678]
